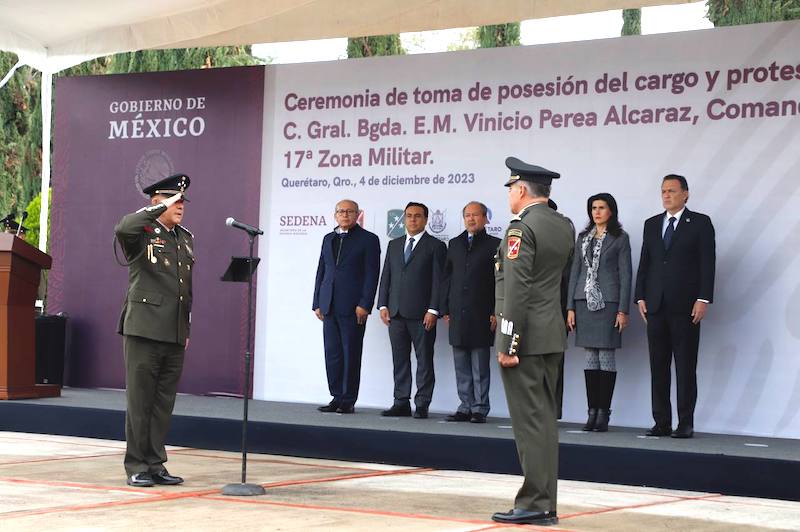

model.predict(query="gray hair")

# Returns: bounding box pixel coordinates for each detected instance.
[336,199,360,212]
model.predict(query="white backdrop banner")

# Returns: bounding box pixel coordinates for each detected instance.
[254,21,800,438]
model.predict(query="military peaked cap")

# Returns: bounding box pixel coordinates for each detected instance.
[504,157,560,186]
[142,174,191,199]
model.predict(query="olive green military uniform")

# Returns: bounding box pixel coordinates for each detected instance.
[115,202,194,477]
[495,202,574,513]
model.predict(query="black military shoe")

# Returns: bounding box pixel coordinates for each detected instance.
[152,469,184,485]
[491,509,558,526]
[381,404,412,417]
[127,472,155,487]
[645,424,672,437]
[317,400,339,413]
[413,406,429,419]
[445,411,471,422]
[336,405,355,414]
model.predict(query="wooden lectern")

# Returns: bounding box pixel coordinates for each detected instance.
[0,233,60,399]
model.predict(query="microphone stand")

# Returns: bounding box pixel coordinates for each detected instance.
[222,231,265,496]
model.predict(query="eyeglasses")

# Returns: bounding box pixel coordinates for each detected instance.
[335,209,357,215]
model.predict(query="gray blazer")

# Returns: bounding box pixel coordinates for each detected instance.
[566,230,632,314]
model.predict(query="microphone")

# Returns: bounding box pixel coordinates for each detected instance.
[15,211,27,238]
[225,217,263,235]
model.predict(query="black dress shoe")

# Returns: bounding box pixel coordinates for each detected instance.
[645,425,672,437]
[445,411,471,422]
[470,412,486,424]
[317,401,340,413]
[127,472,155,487]
[336,405,354,414]
[152,469,184,485]
[491,509,558,525]
[413,406,429,419]
[381,404,412,417]
[671,426,694,439]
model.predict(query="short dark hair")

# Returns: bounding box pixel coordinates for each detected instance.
[462,201,488,217]
[663,174,689,191]
[405,202,428,218]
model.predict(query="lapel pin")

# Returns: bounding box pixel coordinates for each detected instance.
[155,227,161,234]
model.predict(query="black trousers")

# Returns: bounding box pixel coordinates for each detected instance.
[123,335,185,476]
[322,313,366,407]
[646,308,700,428]
[388,316,436,408]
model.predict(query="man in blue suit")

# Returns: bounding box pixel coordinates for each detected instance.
[313,199,381,414]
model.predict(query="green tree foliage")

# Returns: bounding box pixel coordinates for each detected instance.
[22,189,50,248]
[476,23,521,48]
[347,35,405,58]
[61,46,260,77]
[0,52,42,220]
[622,9,642,36]
[707,0,800,25]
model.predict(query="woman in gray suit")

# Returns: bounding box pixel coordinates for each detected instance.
[567,193,632,432]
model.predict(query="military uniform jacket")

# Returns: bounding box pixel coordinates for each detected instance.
[115,203,194,345]
[495,203,574,356]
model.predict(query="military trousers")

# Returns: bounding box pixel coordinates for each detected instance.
[123,335,185,476]
[500,352,562,513]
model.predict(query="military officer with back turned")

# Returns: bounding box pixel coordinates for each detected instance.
[491,158,575,527]
[115,173,194,487]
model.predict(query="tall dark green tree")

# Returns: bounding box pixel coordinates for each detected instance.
[347,35,405,58]
[0,52,42,219]
[622,9,642,35]
[707,0,800,25]
[476,23,521,48]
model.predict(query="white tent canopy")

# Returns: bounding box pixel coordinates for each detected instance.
[2,0,697,73]
[0,0,698,250]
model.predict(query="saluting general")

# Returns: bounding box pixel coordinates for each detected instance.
[115,174,193,488]
[491,158,575,527]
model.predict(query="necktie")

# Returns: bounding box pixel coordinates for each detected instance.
[467,234,474,251]
[663,216,676,249]
[404,237,414,264]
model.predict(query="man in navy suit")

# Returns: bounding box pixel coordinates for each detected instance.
[378,202,447,419]
[635,175,715,439]
[313,199,381,414]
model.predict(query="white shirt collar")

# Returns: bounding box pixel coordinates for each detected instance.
[405,230,426,244]
[665,207,686,222]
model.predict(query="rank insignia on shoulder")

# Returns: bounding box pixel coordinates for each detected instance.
[507,236,521,259]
